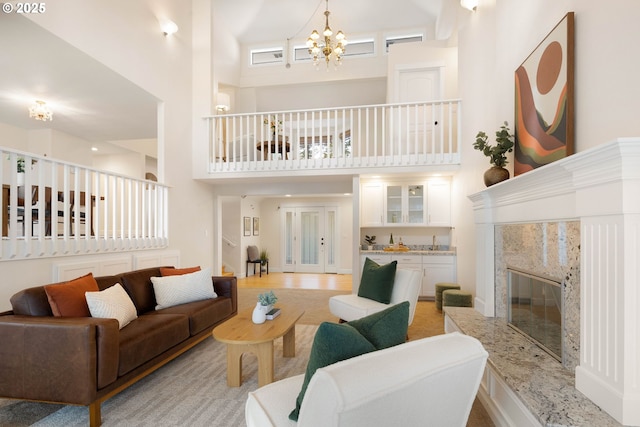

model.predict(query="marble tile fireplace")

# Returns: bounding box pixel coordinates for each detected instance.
[469,139,640,425]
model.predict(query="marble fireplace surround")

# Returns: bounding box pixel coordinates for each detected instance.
[469,139,640,426]
[496,221,580,371]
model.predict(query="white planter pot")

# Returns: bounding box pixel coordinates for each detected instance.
[252,302,271,324]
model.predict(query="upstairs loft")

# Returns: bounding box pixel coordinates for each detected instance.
[1,99,462,260]
[202,99,462,181]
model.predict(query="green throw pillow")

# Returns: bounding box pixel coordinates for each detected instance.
[348,300,409,349]
[289,302,409,421]
[357,257,397,303]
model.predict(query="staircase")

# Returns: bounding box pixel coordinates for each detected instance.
[221,265,234,277]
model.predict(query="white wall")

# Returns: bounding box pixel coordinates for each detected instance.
[451,0,640,299]
[0,0,214,311]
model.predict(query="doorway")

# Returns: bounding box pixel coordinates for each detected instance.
[282,206,337,273]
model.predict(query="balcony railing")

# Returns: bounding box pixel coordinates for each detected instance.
[1,149,168,261]
[204,100,461,175]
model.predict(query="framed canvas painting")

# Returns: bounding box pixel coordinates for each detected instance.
[243,217,251,236]
[253,217,260,236]
[514,12,574,175]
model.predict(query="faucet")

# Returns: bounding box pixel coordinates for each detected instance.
[432,235,438,251]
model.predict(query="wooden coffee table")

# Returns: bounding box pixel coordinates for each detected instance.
[212,304,304,387]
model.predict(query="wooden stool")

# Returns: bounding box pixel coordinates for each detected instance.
[442,289,473,309]
[435,283,460,311]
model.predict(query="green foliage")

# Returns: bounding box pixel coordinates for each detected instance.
[473,121,515,167]
[364,235,376,245]
[258,290,278,306]
[260,249,269,264]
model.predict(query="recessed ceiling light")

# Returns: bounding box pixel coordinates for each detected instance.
[91,147,98,151]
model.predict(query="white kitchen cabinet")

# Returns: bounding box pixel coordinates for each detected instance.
[360,182,384,227]
[421,255,456,298]
[360,253,392,271]
[384,183,425,226]
[426,180,451,226]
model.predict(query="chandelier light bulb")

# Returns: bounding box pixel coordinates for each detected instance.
[28,100,53,121]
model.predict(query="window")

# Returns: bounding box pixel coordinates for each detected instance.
[293,38,375,62]
[385,34,424,52]
[251,48,284,66]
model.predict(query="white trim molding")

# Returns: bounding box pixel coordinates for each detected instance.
[468,138,640,425]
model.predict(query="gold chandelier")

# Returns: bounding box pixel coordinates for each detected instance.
[29,100,53,121]
[306,0,347,68]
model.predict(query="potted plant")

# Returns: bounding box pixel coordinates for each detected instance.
[473,121,515,186]
[364,235,376,250]
[253,290,278,324]
[260,249,269,272]
[16,157,25,186]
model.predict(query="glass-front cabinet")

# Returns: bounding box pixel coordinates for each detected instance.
[385,183,425,225]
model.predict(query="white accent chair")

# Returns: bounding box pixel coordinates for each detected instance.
[329,268,422,325]
[245,332,488,427]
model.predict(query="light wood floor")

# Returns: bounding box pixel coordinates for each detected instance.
[238,272,352,291]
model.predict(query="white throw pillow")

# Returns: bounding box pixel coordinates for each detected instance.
[85,283,138,329]
[151,267,216,310]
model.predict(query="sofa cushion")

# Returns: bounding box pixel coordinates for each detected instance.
[159,266,201,276]
[151,268,216,310]
[357,258,397,304]
[289,302,409,421]
[152,296,234,336]
[117,313,190,376]
[118,267,163,315]
[44,273,100,317]
[85,284,138,329]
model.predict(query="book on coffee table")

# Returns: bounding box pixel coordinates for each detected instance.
[266,308,281,320]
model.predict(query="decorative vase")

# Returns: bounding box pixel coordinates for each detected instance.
[252,302,271,324]
[16,172,25,187]
[483,166,510,187]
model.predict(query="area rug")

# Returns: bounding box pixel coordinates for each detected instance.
[27,324,318,427]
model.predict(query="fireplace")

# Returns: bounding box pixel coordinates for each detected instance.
[468,139,640,425]
[507,268,562,361]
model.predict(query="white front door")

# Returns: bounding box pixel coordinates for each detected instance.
[282,206,337,273]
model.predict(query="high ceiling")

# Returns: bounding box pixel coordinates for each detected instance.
[215,0,446,45]
[0,14,158,145]
[0,1,454,145]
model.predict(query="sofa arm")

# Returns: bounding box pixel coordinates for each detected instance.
[212,276,237,313]
[0,315,120,405]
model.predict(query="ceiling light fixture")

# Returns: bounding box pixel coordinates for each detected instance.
[460,0,478,11]
[161,19,178,36]
[306,0,347,69]
[28,100,53,121]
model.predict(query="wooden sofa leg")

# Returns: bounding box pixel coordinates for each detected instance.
[89,401,101,427]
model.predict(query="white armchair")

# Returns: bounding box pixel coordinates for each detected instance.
[329,268,422,325]
[245,332,488,427]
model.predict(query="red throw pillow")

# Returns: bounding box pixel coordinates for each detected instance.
[159,266,201,276]
[44,272,100,317]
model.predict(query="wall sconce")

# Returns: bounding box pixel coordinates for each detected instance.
[161,19,178,36]
[215,93,231,113]
[460,0,478,11]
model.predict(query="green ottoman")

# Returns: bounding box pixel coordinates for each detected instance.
[435,283,460,311]
[442,289,473,309]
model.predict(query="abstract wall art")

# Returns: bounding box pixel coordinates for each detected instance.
[514,12,574,175]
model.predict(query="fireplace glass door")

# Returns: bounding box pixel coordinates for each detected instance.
[508,268,562,361]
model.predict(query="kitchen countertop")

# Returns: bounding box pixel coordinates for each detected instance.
[360,249,456,256]
[444,307,620,427]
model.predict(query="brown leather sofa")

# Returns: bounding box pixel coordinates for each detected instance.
[0,266,237,426]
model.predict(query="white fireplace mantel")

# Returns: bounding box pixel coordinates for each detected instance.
[468,138,640,426]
